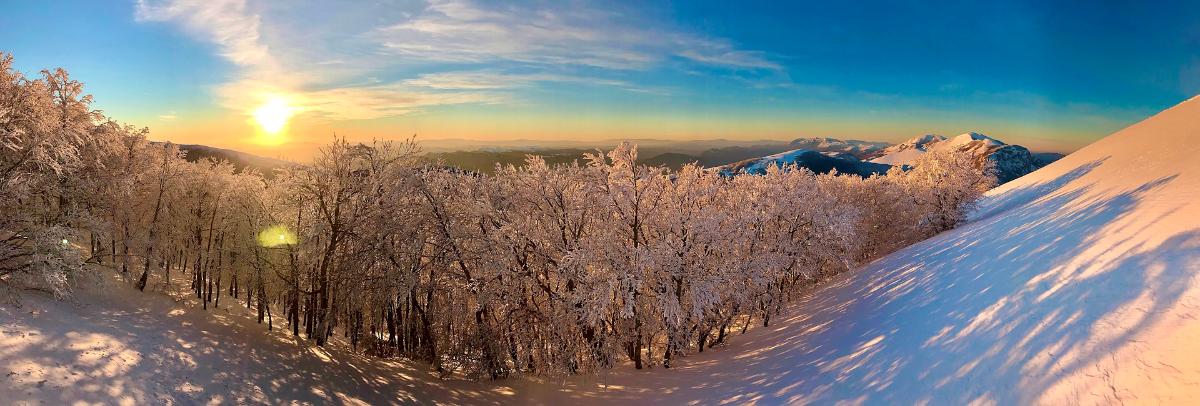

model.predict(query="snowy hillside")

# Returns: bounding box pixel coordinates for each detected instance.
[665,95,1200,403]
[787,137,889,158]
[865,133,946,165]
[550,95,1199,403]
[0,272,515,404]
[728,133,1052,184]
[526,95,1200,403]
[714,148,891,177]
[869,132,1045,182]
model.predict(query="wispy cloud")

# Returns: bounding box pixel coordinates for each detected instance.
[136,0,271,68]
[404,71,670,95]
[299,84,507,120]
[375,1,657,70]
[375,0,778,71]
[135,0,493,121]
[158,112,178,121]
[135,0,774,122]
[674,40,780,70]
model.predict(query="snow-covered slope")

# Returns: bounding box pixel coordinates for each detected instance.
[533,95,1198,404]
[866,133,946,165]
[0,273,512,404]
[693,95,1200,403]
[715,148,892,177]
[542,96,1200,403]
[788,137,890,158]
[869,132,1044,183]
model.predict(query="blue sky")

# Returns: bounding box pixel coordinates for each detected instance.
[2,0,1197,155]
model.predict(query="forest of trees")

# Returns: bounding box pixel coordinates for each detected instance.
[0,54,996,379]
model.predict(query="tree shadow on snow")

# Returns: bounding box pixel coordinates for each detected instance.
[4,157,1196,405]
[0,276,517,405]
[574,157,1200,405]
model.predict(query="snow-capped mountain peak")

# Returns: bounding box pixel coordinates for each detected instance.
[899,134,947,149]
[714,148,890,177]
[787,137,889,158]
[862,131,1041,183]
[947,132,1004,147]
[726,133,1056,185]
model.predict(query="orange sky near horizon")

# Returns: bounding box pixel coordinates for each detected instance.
[138,104,1124,162]
[7,0,1193,162]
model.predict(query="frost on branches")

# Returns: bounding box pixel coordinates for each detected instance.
[0,54,126,298]
[0,53,996,378]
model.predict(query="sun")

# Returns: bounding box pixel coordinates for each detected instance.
[252,96,295,136]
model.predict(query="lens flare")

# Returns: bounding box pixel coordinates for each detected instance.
[257,225,297,247]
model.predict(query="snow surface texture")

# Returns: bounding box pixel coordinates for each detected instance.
[3,96,1199,404]
[0,272,521,405]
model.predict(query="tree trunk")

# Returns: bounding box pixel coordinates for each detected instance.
[714,323,728,347]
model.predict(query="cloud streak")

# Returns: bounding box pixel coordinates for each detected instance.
[135,0,274,70]
[135,0,776,122]
[376,0,779,71]
[404,71,670,95]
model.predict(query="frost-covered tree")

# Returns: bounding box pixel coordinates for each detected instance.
[0,53,997,380]
[897,149,997,234]
[0,54,109,297]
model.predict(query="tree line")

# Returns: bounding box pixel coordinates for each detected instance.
[0,54,995,379]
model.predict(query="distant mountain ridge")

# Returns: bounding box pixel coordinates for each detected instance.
[787,137,890,159]
[714,149,891,177]
[720,132,1059,184]
[150,142,295,175]
[167,133,1061,184]
[864,132,1045,183]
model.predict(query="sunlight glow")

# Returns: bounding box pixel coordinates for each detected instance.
[257,225,297,247]
[252,96,295,139]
